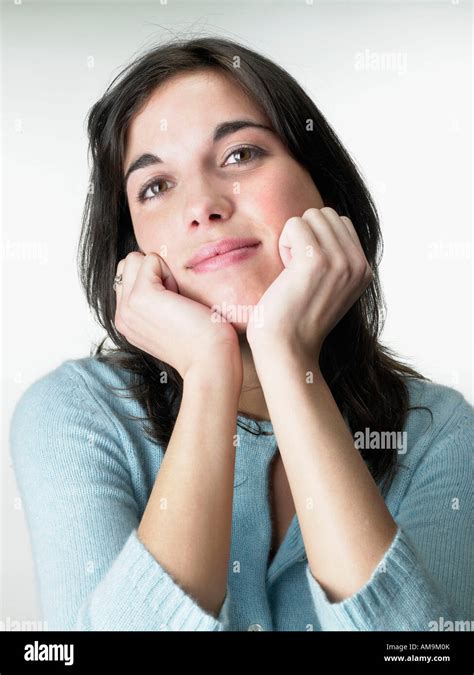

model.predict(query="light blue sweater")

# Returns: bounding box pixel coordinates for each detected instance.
[9,356,474,631]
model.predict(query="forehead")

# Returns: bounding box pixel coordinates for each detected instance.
[124,70,269,159]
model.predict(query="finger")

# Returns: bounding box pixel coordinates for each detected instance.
[133,252,179,296]
[155,254,179,293]
[338,215,374,279]
[302,207,347,261]
[339,215,366,258]
[113,258,126,307]
[117,252,145,308]
[319,208,369,270]
[278,216,319,268]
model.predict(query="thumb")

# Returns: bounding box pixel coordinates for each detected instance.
[278,216,316,269]
[149,252,180,293]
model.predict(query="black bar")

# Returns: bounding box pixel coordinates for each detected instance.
[0,630,470,673]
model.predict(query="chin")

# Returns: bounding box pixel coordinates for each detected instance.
[209,293,265,325]
[180,279,268,326]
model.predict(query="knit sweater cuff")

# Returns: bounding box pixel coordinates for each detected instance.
[305,526,453,631]
[75,529,227,631]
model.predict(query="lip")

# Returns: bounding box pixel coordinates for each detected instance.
[189,242,262,273]
[185,237,261,269]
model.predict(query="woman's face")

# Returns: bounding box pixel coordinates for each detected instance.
[123,69,324,330]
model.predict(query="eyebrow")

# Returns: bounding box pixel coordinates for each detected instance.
[123,119,274,188]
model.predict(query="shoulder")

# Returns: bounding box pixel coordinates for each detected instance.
[11,354,137,421]
[9,354,142,466]
[403,376,473,440]
[389,376,473,503]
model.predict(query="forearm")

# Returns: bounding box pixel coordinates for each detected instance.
[137,351,241,618]
[252,344,397,602]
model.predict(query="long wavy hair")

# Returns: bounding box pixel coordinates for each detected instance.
[78,35,432,497]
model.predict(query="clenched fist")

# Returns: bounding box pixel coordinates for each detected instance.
[114,252,242,381]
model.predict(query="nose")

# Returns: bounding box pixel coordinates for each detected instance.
[183,175,234,229]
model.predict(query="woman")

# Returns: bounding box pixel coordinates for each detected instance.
[10,36,473,632]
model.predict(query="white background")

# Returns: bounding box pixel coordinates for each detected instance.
[2,0,472,623]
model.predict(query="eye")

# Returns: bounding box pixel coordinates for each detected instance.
[136,145,265,204]
[224,144,265,166]
[137,178,171,203]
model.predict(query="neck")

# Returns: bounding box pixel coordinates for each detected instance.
[237,332,270,422]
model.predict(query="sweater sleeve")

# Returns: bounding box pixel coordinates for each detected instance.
[9,363,231,631]
[304,397,474,631]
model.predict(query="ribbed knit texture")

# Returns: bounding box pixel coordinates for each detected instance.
[9,356,473,631]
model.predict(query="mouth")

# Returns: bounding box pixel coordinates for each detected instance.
[186,237,262,273]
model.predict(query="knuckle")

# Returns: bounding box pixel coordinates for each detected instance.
[320,206,338,217]
[302,207,320,220]
[364,263,374,281]
[285,215,304,230]
[332,254,348,270]
[357,261,372,283]
[312,251,328,273]
[333,258,350,279]
[359,257,370,274]
[143,251,160,268]
[125,251,141,264]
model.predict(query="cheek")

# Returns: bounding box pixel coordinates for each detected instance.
[250,166,324,238]
[130,210,150,247]
[131,213,176,259]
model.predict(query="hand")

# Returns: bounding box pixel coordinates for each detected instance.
[114,252,242,381]
[246,207,373,362]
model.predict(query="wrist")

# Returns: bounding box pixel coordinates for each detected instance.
[251,338,322,376]
[184,351,243,397]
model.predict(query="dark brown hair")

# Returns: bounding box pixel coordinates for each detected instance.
[78,35,432,497]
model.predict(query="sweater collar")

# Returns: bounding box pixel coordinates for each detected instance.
[234,413,277,481]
